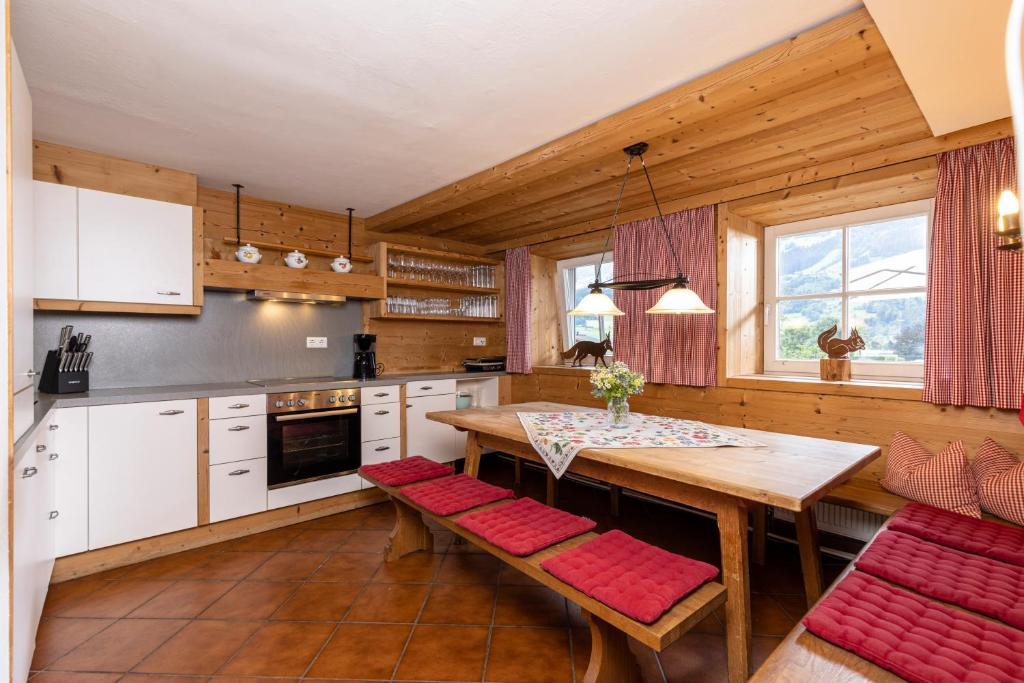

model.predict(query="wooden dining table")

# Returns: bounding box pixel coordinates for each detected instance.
[427,402,881,683]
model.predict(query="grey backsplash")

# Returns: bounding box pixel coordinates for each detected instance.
[34,291,364,389]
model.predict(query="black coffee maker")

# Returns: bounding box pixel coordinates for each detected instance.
[353,333,384,380]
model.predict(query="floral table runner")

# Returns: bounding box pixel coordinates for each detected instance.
[518,411,763,479]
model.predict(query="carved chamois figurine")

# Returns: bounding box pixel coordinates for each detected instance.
[561,337,612,367]
[817,324,865,359]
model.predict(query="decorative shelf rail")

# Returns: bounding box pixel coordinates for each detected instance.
[221,237,373,262]
[204,259,386,299]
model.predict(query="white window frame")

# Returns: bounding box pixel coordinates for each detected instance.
[556,252,614,352]
[764,199,933,381]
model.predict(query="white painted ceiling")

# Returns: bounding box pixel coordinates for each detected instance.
[865,0,1012,136]
[14,0,858,216]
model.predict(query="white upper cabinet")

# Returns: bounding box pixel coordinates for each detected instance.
[33,181,78,300]
[77,188,194,305]
[11,45,33,401]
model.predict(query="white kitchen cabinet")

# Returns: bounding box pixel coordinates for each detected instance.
[361,437,401,465]
[406,392,459,463]
[12,419,56,683]
[33,180,78,300]
[77,188,194,305]
[361,403,400,442]
[362,385,400,405]
[209,393,267,419]
[88,400,198,549]
[210,459,267,523]
[407,379,457,398]
[209,414,267,465]
[52,407,89,557]
[267,473,361,510]
[11,46,34,441]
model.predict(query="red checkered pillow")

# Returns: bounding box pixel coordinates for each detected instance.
[972,438,1024,526]
[880,432,981,518]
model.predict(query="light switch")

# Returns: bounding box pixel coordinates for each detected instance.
[473,337,487,346]
[306,337,328,349]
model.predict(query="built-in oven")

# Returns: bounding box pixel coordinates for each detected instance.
[266,388,361,489]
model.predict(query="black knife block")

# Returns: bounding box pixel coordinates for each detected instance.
[38,349,89,394]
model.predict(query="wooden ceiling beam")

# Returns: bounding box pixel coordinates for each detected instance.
[366,8,878,233]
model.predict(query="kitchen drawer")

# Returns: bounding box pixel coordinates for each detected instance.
[361,437,401,466]
[362,384,401,405]
[209,414,267,465]
[361,404,400,442]
[209,458,267,523]
[267,473,361,510]
[406,379,456,398]
[210,394,267,420]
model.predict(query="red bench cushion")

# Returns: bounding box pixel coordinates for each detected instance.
[540,530,718,624]
[880,432,981,518]
[400,474,514,516]
[456,497,596,556]
[856,530,1024,630]
[972,438,1024,527]
[889,502,1024,568]
[803,571,1024,683]
[358,455,453,486]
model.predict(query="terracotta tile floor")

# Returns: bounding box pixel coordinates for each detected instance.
[31,458,850,682]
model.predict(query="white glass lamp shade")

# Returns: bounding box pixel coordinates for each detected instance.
[568,290,624,316]
[646,284,715,314]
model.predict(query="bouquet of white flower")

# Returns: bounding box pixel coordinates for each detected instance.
[590,361,644,428]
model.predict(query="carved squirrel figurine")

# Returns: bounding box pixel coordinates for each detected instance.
[817,324,865,359]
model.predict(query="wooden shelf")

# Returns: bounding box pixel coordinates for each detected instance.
[222,237,373,262]
[204,259,386,299]
[383,242,500,265]
[370,312,503,323]
[386,278,499,295]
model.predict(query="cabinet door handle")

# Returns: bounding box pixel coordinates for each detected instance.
[49,510,59,520]
[48,424,59,431]
[228,403,250,409]
[227,425,250,432]
[374,445,391,452]
[373,392,390,397]
[22,467,37,478]
[49,452,59,461]
[419,386,433,391]
[228,469,250,476]
[24,369,39,377]
[157,291,181,296]
[374,409,390,416]
[159,409,185,416]
[36,444,47,453]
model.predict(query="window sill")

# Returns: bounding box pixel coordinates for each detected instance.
[725,374,923,400]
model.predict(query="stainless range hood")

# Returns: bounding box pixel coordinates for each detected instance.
[247,290,347,305]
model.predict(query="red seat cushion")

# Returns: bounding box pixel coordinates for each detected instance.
[803,571,1024,683]
[456,497,596,556]
[972,438,1024,527]
[856,530,1024,630]
[889,502,1024,568]
[400,474,514,516]
[880,432,981,517]
[358,455,453,486]
[540,530,718,624]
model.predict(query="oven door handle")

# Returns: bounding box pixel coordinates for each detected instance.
[274,408,358,422]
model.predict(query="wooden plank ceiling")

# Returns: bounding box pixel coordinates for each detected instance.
[362,8,995,254]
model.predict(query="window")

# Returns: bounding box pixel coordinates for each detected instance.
[764,200,931,380]
[557,253,614,353]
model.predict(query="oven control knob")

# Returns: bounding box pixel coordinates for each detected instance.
[274,400,284,408]
[347,394,356,402]
[328,396,337,403]
[297,399,306,407]
[287,400,295,407]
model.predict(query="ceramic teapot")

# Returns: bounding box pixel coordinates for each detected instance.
[331,256,353,273]
[235,243,262,264]
[284,250,308,269]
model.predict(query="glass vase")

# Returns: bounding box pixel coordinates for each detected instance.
[607,397,630,428]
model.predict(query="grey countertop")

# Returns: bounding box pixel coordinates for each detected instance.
[20,370,506,453]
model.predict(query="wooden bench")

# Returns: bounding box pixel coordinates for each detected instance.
[370,476,727,683]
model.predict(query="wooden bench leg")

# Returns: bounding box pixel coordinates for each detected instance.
[546,471,558,506]
[513,457,522,494]
[385,496,434,561]
[609,485,621,517]
[750,503,767,566]
[795,506,824,609]
[583,612,641,683]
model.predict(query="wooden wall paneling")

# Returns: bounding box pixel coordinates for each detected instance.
[529,254,563,366]
[33,140,198,205]
[32,299,202,315]
[498,375,512,405]
[716,204,763,383]
[361,315,508,374]
[197,398,210,525]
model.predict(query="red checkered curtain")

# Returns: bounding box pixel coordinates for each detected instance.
[613,206,717,386]
[504,246,532,374]
[924,138,1024,409]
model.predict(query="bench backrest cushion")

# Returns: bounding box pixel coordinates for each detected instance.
[972,439,1024,526]
[881,432,981,518]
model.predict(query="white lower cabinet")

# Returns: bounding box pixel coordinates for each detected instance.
[52,407,89,557]
[406,391,459,463]
[360,437,401,490]
[88,400,198,549]
[267,473,361,509]
[210,459,267,522]
[209,414,267,465]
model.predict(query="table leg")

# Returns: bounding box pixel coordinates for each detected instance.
[385,496,434,561]
[609,485,622,517]
[464,430,482,478]
[583,612,641,683]
[795,506,824,608]
[513,457,522,493]
[546,471,558,506]
[719,502,751,683]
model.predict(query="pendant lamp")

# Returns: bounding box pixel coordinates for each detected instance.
[998,0,1024,251]
[567,142,714,316]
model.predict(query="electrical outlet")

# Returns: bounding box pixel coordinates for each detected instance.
[306,336,328,349]
[473,337,487,346]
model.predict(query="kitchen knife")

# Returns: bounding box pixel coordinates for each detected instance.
[75,352,84,371]
[58,353,68,372]
[76,333,84,350]
[83,352,93,370]
[79,334,91,353]
[58,325,71,351]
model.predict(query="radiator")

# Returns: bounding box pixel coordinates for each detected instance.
[774,502,885,542]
